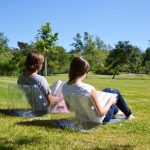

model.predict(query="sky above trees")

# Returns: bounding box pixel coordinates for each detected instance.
[1,0,150,51]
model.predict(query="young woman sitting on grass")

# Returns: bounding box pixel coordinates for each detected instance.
[62,56,135,123]
[17,51,62,106]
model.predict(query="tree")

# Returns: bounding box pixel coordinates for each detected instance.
[47,46,69,74]
[35,22,58,76]
[70,32,109,72]
[0,32,11,75]
[95,36,107,50]
[84,48,109,71]
[145,61,150,75]
[127,46,142,73]
[0,32,9,54]
[143,47,150,63]
[0,32,9,47]
[70,32,96,55]
[83,32,96,54]
[143,47,150,74]
[70,33,83,54]
[54,46,70,73]
[7,49,25,76]
[107,41,133,79]
[0,52,10,75]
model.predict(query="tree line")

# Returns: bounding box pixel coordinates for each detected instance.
[0,22,150,78]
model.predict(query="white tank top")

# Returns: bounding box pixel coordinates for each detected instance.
[62,82,94,97]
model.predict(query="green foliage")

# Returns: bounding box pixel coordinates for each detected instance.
[144,47,150,61]
[145,61,150,74]
[36,22,58,54]
[0,32,9,48]
[70,32,109,55]
[107,41,130,67]
[0,52,11,75]
[0,48,26,76]
[35,22,58,76]
[83,32,96,54]
[54,46,70,73]
[95,36,107,50]
[0,33,11,75]
[70,32,110,72]
[70,33,83,54]
[143,47,150,74]
[8,50,25,75]
[47,46,69,74]
[107,41,143,78]
[84,49,109,71]
[95,67,114,75]
[127,46,142,73]
[0,30,149,77]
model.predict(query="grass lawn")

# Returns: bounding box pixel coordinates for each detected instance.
[0,74,150,150]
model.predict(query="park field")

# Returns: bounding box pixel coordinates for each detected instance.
[0,74,150,150]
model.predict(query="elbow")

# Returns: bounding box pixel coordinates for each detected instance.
[49,99,59,105]
[53,99,59,105]
[51,97,60,105]
[99,112,105,117]
[47,95,58,106]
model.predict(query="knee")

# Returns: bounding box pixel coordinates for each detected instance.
[112,89,120,95]
[102,88,111,92]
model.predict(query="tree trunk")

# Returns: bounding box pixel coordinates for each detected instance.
[112,69,117,79]
[112,73,116,79]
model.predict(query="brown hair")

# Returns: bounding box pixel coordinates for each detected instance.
[24,51,44,72]
[69,57,89,82]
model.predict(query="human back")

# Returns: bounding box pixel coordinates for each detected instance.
[62,82,95,97]
[18,73,51,97]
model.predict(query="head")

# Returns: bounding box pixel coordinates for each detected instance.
[24,51,44,72]
[69,56,89,82]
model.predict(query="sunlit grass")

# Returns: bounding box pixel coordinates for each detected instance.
[0,74,150,149]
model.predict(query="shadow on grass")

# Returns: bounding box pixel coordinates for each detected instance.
[17,118,100,132]
[0,108,126,132]
[0,108,12,116]
[0,108,44,117]
[16,118,126,132]
[0,145,15,150]
[93,144,135,150]
[0,108,100,131]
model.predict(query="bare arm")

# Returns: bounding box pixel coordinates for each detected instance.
[46,94,61,105]
[91,88,116,117]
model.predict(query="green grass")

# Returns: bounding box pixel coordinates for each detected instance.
[0,74,150,149]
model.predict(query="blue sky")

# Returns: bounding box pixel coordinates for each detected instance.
[1,0,150,51]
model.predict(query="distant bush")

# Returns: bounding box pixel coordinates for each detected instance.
[48,68,68,75]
